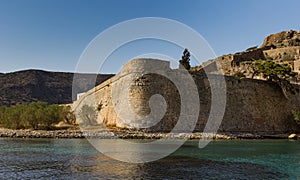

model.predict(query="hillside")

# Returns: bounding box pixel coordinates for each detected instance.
[0,70,114,106]
[201,30,300,81]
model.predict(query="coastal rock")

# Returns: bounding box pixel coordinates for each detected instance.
[0,128,298,140]
[288,133,297,139]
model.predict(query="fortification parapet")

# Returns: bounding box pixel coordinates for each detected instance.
[119,58,171,76]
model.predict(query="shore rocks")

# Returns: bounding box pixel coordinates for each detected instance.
[0,128,294,139]
[288,133,298,139]
[0,129,84,138]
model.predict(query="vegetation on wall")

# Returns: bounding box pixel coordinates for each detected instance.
[179,48,191,70]
[251,59,296,81]
[0,102,75,130]
[291,110,300,126]
[79,105,98,127]
[244,59,297,97]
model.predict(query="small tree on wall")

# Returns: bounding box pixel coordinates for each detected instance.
[252,59,296,81]
[179,48,191,70]
[248,59,297,98]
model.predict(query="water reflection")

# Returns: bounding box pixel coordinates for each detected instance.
[0,138,293,179]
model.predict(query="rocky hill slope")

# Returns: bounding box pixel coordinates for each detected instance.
[0,70,114,106]
[261,30,300,48]
[202,30,300,80]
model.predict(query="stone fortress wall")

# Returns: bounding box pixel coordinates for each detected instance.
[72,59,175,129]
[72,58,300,134]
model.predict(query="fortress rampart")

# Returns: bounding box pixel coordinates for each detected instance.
[72,58,300,134]
[263,46,300,61]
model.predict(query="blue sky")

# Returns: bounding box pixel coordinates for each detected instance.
[0,0,300,73]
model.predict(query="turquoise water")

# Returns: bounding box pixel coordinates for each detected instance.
[0,138,299,179]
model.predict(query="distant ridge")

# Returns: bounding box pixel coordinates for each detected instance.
[0,69,114,106]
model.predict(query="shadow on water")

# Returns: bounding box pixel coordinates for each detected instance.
[95,156,288,179]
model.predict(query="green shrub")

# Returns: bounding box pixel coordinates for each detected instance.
[249,59,297,98]
[291,110,300,125]
[0,102,74,130]
[79,105,98,127]
[253,59,296,81]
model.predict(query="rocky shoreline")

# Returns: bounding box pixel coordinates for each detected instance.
[0,128,296,140]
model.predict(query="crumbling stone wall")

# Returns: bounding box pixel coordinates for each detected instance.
[263,46,300,61]
[231,48,267,64]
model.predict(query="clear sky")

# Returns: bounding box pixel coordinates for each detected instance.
[0,0,300,73]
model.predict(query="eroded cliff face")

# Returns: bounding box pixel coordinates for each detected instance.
[72,58,300,134]
[261,30,300,48]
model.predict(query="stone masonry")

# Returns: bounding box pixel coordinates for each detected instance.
[72,58,300,134]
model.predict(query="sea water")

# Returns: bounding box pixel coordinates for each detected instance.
[0,138,299,179]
